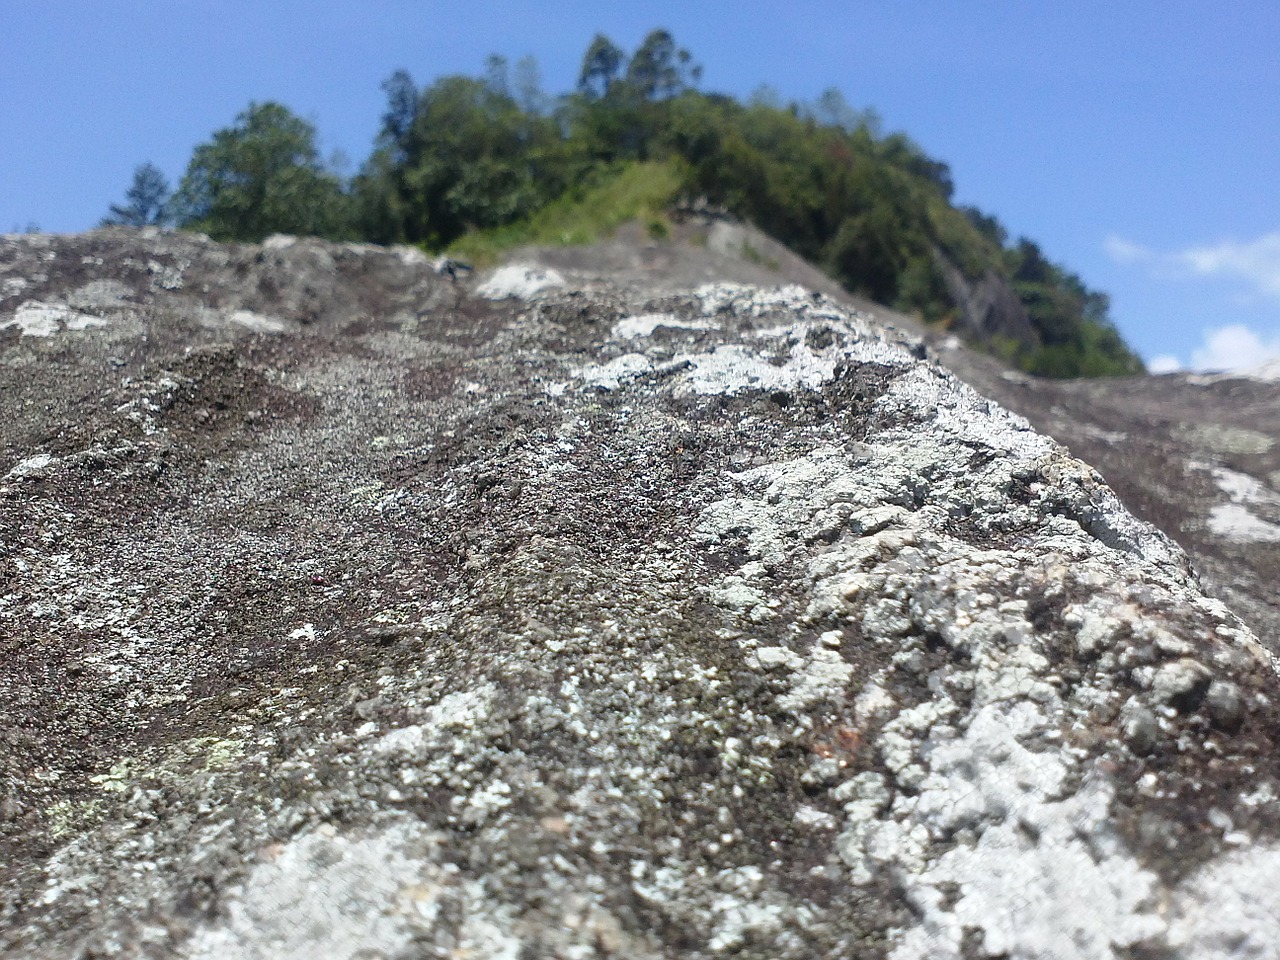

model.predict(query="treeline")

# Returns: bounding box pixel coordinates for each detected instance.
[103,29,1142,378]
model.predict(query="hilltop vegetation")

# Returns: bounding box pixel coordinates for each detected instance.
[104,30,1142,378]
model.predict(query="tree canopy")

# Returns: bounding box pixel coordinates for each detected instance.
[112,30,1142,377]
[168,102,352,243]
[101,162,171,227]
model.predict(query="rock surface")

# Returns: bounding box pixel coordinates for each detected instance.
[934,250,1040,350]
[1,228,1279,959]
[523,216,1280,657]
[937,344,1280,657]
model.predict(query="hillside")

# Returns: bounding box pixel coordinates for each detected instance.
[106,29,1144,379]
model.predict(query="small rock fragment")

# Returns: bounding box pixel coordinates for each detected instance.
[1204,679,1246,731]
[1151,657,1212,712]
[1120,699,1161,755]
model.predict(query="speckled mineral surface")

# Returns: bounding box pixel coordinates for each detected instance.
[1,229,1278,959]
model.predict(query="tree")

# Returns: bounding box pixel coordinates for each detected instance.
[484,55,510,99]
[811,89,872,134]
[960,205,1008,249]
[513,55,546,115]
[356,73,572,247]
[578,34,625,99]
[101,162,171,227]
[170,101,352,243]
[626,29,701,101]
[379,70,419,158]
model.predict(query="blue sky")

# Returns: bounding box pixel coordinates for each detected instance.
[4,1,1279,373]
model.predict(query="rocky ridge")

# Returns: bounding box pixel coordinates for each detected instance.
[520,216,1280,655]
[1,229,1279,959]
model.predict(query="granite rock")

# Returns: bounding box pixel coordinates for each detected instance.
[1,229,1278,959]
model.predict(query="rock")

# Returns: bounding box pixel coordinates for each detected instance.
[936,329,1280,661]
[1,229,1279,960]
[1120,698,1162,755]
[1151,657,1212,712]
[1204,679,1246,731]
[934,249,1041,350]
[476,263,565,299]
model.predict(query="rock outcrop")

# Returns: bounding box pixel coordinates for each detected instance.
[2,229,1279,959]
[933,338,1280,657]
[933,249,1040,349]
[519,220,1280,658]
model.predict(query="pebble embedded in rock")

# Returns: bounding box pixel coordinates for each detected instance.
[1151,657,1212,711]
[1121,699,1161,755]
[1204,679,1246,731]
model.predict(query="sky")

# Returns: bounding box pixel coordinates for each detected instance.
[3,0,1279,373]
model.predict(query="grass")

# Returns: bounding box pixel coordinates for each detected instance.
[446,159,686,265]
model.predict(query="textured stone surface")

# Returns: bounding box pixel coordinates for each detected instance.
[522,217,1280,657]
[1,228,1279,959]
[936,339,1280,657]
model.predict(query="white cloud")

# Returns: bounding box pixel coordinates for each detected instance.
[1144,325,1280,376]
[1147,354,1182,374]
[1106,230,1280,298]
[1103,235,1152,264]
[1178,233,1280,296]
[1189,324,1280,373]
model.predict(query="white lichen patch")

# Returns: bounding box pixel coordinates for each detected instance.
[672,330,911,401]
[2,300,107,336]
[708,576,773,620]
[184,821,443,960]
[576,353,655,391]
[1178,423,1273,456]
[695,283,845,321]
[1208,503,1280,542]
[477,263,565,300]
[1200,465,1280,542]
[88,760,137,794]
[393,244,428,265]
[6,453,55,479]
[374,684,497,755]
[611,313,715,339]
[777,647,854,712]
[229,309,287,334]
[887,703,1165,960]
[676,341,839,396]
[65,279,132,310]
[696,496,788,567]
[1166,844,1280,959]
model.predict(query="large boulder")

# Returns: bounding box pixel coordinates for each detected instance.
[1,229,1278,959]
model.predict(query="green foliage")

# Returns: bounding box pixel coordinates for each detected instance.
[1006,240,1144,377]
[145,28,1143,378]
[626,29,701,101]
[578,34,626,99]
[353,72,572,247]
[170,102,352,243]
[101,162,172,227]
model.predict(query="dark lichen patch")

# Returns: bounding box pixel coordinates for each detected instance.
[1024,586,1069,635]
[1107,667,1280,886]
[146,344,319,448]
